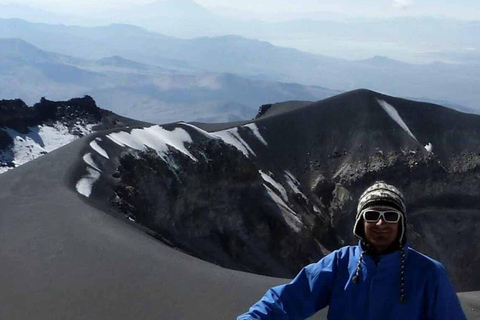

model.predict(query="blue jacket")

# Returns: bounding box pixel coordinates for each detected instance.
[238,244,466,320]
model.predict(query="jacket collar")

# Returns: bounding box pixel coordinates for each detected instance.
[358,240,409,267]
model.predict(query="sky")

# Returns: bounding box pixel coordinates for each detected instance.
[1,0,480,21]
[204,0,480,21]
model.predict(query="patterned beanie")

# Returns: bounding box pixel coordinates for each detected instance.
[353,181,407,245]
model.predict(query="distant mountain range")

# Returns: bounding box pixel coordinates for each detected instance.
[0,37,339,124]
[1,1,479,64]
[1,19,478,115]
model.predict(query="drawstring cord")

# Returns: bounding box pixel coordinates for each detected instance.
[400,244,406,303]
[352,250,365,284]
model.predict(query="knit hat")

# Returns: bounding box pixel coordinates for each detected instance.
[353,181,407,245]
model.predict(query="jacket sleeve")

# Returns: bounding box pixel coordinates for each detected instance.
[237,251,338,320]
[427,263,467,320]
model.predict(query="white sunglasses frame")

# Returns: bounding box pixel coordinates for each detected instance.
[361,208,401,223]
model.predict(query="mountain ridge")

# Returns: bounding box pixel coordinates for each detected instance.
[67,89,480,291]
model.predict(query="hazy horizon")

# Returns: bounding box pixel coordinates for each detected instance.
[0,0,479,63]
[2,0,480,21]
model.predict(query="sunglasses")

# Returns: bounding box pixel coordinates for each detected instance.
[362,209,401,223]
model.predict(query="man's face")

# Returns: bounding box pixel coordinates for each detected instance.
[363,206,400,253]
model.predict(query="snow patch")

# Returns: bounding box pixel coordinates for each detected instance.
[215,128,256,157]
[106,125,197,162]
[75,123,97,136]
[377,99,417,141]
[263,184,302,232]
[76,167,101,198]
[106,130,144,149]
[5,129,48,166]
[83,153,101,172]
[284,171,300,192]
[0,122,97,174]
[179,122,211,137]
[37,123,78,152]
[260,170,305,231]
[284,170,308,201]
[90,139,109,159]
[181,122,256,158]
[244,123,268,146]
[260,170,288,202]
[425,143,433,153]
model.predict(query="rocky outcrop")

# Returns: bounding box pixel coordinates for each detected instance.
[0,96,149,173]
[255,104,272,119]
[1,96,99,134]
[0,96,146,144]
[111,136,338,277]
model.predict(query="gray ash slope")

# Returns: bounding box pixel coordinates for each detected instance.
[1,134,321,320]
[76,89,480,292]
[0,95,148,172]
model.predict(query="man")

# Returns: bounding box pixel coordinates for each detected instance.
[238,181,467,319]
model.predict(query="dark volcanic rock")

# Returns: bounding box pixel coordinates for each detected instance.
[1,96,99,133]
[0,96,149,149]
[255,101,313,119]
[0,128,13,150]
[110,136,337,277]
[0,99,34,134]
[34,96,103,127]
[256,103,272,119]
